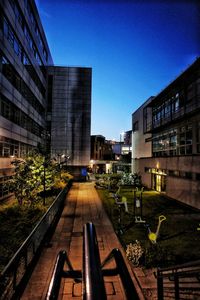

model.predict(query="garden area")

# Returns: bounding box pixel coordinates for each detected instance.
[0,153,72,272]
[95,173,200,268]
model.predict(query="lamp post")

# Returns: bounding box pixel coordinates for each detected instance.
[43,160,46,206]
[120,131,125,157]
[56,154,70,178]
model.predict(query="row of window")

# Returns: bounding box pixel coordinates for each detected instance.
[0,94,43,137]
[0,136,36,158]
[145,167,200,181]
[152,79,200,129]
[9,0,48,62]
[1,54,45,117]
[152,122,200,156]
[2,15,46,95]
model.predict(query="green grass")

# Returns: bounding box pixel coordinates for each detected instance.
[0,196,54,272]
[97,187,200,268]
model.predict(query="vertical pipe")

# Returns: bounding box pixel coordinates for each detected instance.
[157,269,164,300]
[174,274,179,300]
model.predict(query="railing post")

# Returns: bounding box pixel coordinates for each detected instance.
[157,268,164,300]
[174,273,179,300]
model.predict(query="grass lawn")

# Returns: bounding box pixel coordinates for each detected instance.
[97,187,200,268]
[0,196,54,272]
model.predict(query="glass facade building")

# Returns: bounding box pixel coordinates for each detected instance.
[0,0,91,200]
[47,66,91,170]
[132,58,200,209]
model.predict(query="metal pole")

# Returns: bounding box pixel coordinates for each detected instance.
[157,269,164,300]
[43,162,46,206]
[174,274,180,299]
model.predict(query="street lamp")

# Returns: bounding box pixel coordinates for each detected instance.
[119,131,125,162]
[56,154,70,178]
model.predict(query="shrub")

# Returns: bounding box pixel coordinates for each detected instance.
[126,240,144,266]
[144,243,174,268]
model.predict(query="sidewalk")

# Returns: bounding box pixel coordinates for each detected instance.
[21,182,151,300]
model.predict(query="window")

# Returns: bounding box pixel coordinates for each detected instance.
[133,121,139,132]
[178,124,193,155]
[187,83,195,101]
[196,173,200,181]
[1,54,45,116]
[0,94,43,137]
[2,100,10,119]
[3,17,8,37]
[196,122,200,153]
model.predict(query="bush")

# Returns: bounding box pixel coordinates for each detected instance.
[144,243,174,268]
[119,173,142,187]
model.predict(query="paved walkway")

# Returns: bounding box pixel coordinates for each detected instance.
[21,182,156,300]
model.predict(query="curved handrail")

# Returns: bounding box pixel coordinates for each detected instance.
[46,251,66,300]
[101,248,140,300]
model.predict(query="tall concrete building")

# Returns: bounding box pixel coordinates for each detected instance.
[132,58,200,209]
[47,66,91,178]
[0,0,91,200]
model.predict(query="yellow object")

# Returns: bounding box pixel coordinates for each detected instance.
[148,232,157,242]
[148,215,167,244]
[122,196,127,203]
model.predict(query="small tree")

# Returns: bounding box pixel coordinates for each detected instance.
[11,154,56,205]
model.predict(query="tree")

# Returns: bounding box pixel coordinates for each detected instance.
[11,154,56,205]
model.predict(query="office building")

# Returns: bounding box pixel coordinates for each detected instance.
[132,58,200,209]
[47,66,91,178]
[0,0,91,200]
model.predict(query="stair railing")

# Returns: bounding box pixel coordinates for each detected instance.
[46,222,140,300]
[156,259,200,299]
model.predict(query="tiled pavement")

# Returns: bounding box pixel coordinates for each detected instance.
[21,182,156,300]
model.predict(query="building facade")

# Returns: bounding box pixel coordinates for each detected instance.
[0,0,92,200]
[131,97,153,175]
[132,58,200,209]
[47,66,91,179]
[0,0,53,200]
[90,135,113,173]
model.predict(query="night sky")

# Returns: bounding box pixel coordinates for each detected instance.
[37,0,200,140]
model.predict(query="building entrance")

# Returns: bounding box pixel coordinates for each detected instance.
[152,174,166,192]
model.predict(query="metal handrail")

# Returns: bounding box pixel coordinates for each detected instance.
[101,248,140,300]
[46,222,140,300]
[156,259,200,300]
[157,259,200,273]
[83,222,107,300]
[46,251,67,300]
[0,181,72,300]
[46,250,81,300]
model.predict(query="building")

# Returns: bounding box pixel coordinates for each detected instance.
[90,135,113,173]
[47,66,92,179]
[132,58,200,209]
[0,0,91,200]
[131,97,153,174]
[111,130,132,173]
[0,0,53,200]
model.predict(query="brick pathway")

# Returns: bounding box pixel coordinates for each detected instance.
[21,182,150,300]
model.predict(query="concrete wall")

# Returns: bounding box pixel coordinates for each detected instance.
[132,98,152,173]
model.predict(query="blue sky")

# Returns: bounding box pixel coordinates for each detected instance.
[37,0,199,141]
